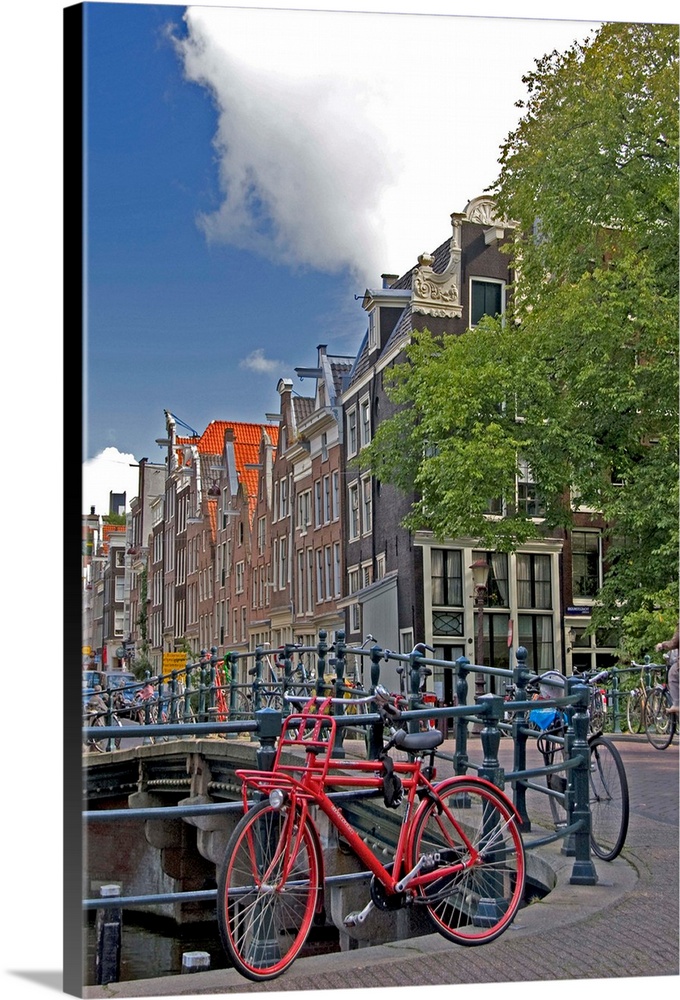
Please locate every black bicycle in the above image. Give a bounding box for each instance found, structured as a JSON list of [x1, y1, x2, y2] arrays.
[[532, 679, 629, 861]]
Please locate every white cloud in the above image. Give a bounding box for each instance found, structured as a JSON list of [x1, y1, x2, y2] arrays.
[[82, 448, 140, 516], [175, 6, 597, 286], [239, 349, 286, 375]]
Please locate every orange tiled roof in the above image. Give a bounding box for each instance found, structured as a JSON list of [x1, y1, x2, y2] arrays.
[[178, 420, 280, 520]]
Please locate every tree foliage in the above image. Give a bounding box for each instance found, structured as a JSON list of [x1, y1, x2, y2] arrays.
[[362, 22, 678, 637]]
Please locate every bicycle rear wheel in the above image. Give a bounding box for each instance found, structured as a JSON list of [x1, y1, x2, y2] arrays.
[[588, 689, 605, 734], [409, 778, 525, 945], [626, 689, 643, 734], [645, 688, 675, 750], [588, 737, 629, 861], [217, 800, 322, 981]]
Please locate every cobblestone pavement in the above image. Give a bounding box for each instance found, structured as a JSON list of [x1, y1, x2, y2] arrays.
[[84, 735, 679, 999]]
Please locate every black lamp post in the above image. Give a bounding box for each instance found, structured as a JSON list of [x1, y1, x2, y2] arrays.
[[470, 559, 490, 707]]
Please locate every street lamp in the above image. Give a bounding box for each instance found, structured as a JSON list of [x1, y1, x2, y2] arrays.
[[470, 559, 490, 707]]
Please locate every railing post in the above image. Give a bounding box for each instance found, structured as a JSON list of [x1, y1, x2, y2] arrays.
[[610, 667, 621, 734], [95, 884, 122, 985], [208, 647, 218, 722], [198, 651, 209, 722], [367, 643, 384, 760], [183, 663, 194, 724], [408, 646, 423, 736], [227, 653, 239, 738], [282, 644, 294, 716], [316, 630, 328, 698], [255, 706, 281, 775], [169, 670, 179, 724], [253, 645, 264, 713], [567, 678, 598, 885], [511, 645, 532, 831], [454, 655, 470, 776], [332, 630, 347, 758], [477, 693, 505, 790]]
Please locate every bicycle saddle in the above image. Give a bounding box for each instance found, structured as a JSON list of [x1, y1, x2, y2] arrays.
[[391, 727, 443, 752]]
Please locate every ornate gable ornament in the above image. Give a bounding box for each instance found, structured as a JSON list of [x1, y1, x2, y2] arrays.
[[411, 197, 512, 318], [411, 212, 464, 319]]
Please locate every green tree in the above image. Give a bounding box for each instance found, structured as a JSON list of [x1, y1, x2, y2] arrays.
[[361, 22, 678, 640]]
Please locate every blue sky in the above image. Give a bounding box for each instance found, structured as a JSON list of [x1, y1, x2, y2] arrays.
[[3, 0, 675, 997], [79, 1, 621, 511]]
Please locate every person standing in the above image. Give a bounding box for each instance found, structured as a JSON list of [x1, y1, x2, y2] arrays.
[[655, 622, 679, 715]]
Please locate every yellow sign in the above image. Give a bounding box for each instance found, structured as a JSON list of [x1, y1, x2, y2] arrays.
[[163, 652, 189, 670], [82, 646, 92, 656]]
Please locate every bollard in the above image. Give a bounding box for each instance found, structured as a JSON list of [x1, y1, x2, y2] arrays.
[[95, 884, 122, 986], [408, 647, 423, 736], [182, 951, 211, 974]]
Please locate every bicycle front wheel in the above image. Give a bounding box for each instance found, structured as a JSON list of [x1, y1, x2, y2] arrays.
[[409, 778, 526, 945], [217, 800, 322, 981], [588, 737, 629, 861], [645, 688, 675, 750]]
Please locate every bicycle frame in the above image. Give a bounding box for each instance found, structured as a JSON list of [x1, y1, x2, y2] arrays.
[[234, 696, 523, 900]]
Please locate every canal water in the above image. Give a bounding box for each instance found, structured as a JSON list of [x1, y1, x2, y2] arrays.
[[84, 911, 340, 985]]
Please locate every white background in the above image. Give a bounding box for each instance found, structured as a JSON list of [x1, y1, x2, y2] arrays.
[[2, 2, 675, 998]]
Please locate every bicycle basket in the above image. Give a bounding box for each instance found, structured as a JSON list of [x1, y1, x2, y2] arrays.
[[538, 671, 566, 700]]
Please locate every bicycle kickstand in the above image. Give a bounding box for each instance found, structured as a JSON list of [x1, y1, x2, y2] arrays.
[[343, 898, 375, 927]]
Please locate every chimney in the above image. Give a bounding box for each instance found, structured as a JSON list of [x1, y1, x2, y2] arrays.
[[381, 273, 398, 288]]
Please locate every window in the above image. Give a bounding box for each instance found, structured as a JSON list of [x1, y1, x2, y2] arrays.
[[361, 562, 373, 589], [314, 481, 322, 527], [323, 475, 331, 523], [332, 471, 340, 521], [431, 549, 463, 606], [324, 546, 333, 600], [347, 408, 358, 457], [516, 553, 552, 609], [321, 432, 328, 462], [298, 489, 311, 532], [235, 561, 245, 594], [361, 476, 372, 534], [348, 483, 360, 540], [306, 548, 314, 613], [316, 549, 324, 603], [360, 397, 371, 447], [470, 278, 504, 326], [376, 551, 386, 580], [333, 542, 341, 596], [368, 309, 378, 350], [471, 551, 509, 608], [279, 477, 289, 519], [257, 516, 266, 553], [517, 459, 545, 517], [518, 614, 554, 670], [115, 549, 125, 568], [348, 567, 360, 633], [571, 531, 601, 599], [279, 537, 288, 590], [115, 577, 125, 602]]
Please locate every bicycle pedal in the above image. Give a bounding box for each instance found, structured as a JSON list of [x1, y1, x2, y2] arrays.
[[343, 899, 374, 926]]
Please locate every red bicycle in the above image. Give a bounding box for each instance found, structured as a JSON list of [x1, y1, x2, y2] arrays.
[[217, 688, 526, 981]]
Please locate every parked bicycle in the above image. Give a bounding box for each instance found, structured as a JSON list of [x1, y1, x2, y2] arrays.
[[529, 673, 629, 861], [643, 656, 678, 750], [216, 685, 526, 981]]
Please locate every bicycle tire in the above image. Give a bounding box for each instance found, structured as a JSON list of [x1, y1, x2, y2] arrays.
[[409, 777, 526, 945], [645, 687, 675, 750], [217, 800, 322, 981], [588, 689, 605, 734], [626, 689, 643, 734], [588, 736, 629, 860]]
